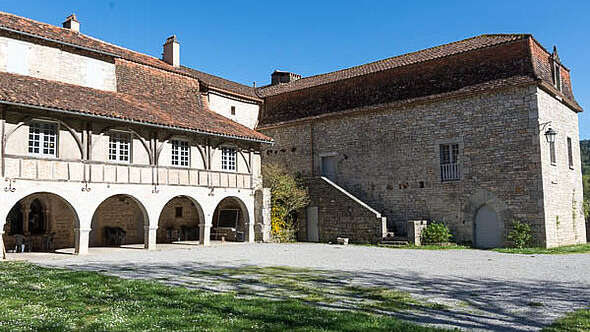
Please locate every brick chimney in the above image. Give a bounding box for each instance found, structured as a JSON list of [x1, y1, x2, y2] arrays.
[[62, 14, 80, 32], [271, 70, 301, 85], [163, 35, 180, 67]]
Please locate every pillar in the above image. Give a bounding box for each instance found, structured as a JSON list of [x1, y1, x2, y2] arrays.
[[1, 230, 5, 260], [74, 228, 90, 255], [245, 206, 255, 243], [199, 222, 211, 246], [144, 226, 157, 250]]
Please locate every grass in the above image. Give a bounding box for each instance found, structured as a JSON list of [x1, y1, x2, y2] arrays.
[[374, 243, 471, 250], [542, 308, 590, 332], [493, 243, 590, 255], [0, 262, 450, 331]]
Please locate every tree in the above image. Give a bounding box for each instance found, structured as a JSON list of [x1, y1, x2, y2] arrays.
[[262, 163, 310, 242]]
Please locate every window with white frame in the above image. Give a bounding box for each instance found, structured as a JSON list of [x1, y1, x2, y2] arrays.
[[108, 131, 131, 163], [221, 147, 237, 171], [171, 139, 190, 167], [440, 144, 460, 182], [28, 121, 58, 157]]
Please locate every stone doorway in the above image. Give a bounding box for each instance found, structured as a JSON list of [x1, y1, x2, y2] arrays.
[[474, 205, 501, 248]]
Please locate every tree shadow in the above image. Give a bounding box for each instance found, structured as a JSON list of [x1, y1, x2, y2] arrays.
[[42, 259, 590, 332]]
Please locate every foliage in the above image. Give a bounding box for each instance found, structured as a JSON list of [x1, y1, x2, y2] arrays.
[[493, 243, 590, 254], [507, 220, 532, 249], [421, 221, 453, 244], [263, 163, 310, 242], [0, 262, 448, 332], [542, 308, 590, 332], [580, 139, 590, 176]]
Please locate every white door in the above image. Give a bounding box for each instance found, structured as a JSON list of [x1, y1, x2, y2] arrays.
[[306, 206, 319, 242], [475, 205, 501, 248]]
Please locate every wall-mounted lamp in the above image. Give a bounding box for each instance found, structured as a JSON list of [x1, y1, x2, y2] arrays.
[[544, 128, 557, 143]]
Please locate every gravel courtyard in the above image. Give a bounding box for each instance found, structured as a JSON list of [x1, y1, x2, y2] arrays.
[[19, 243, 590, 331]]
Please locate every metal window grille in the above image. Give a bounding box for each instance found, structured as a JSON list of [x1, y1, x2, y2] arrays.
[[440, 144, 460, 182]]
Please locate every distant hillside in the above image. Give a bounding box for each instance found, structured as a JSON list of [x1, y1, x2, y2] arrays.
[[581, 139, 590, 176]]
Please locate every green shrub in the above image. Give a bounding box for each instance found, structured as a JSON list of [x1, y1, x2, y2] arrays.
[[263, 163, 310, 242], [507, 220, 532, 249], [421, 221, 452, 244]]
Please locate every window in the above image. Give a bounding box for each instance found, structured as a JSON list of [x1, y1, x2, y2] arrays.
[[171, 139, 190, 167], [175, 207, 183, 218], [567, 137, 573, 169], [108, 132, 131, 163], [221, 147, 237, 171], [230, 106, 236, 115], [549, 140, 556, 165], [440, 144, 460, 182], [28, 121, 58, 157], [553, 62, 562, 92]]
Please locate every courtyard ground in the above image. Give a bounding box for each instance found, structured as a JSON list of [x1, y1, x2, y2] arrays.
[[10, 243, 590, 331]]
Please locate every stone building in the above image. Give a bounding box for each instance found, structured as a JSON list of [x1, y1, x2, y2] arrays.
[[257, 34, 586, 248], [0, 12, 272, 256]]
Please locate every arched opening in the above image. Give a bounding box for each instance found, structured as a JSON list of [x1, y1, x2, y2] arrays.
[[157, 196, 204, 245], [90, 195, 148, 248], [474, 205, 502, 249], [211, 197, 249, 242], [3, 193, 78, 252]]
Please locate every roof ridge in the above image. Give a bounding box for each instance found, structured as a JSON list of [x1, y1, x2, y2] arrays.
[[258, 33, 530, 95]]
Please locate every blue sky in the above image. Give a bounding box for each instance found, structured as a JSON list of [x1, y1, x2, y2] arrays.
[[3, 1, 589, 138]]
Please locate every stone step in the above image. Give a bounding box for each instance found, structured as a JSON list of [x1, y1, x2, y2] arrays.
[[380, 240, 409, 246]]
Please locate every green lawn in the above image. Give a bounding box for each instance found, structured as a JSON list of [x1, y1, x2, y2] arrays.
[[0, 262, 448, 332], [493, 243, 590, 255], [542, 308, 590, 332]]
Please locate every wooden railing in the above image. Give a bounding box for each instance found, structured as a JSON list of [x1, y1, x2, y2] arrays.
[[440, 163, 460, 182], [3, 156, 253, 189]]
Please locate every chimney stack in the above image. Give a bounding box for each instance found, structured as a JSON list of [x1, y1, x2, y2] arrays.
[[62, 14, 80, 32], [163, 35, 180, 67], [271, 70, 301, 85]]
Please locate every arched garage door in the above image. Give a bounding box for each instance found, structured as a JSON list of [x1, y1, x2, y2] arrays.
[[474, 205, 501, 249]]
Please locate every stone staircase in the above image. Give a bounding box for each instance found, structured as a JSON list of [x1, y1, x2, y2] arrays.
[[380, 232, 409, 246]]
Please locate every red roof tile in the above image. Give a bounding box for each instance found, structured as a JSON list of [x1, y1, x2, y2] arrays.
[[0, 70, 272, 142]]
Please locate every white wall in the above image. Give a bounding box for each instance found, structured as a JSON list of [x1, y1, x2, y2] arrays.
[[0, 36, 116, 91], [207, 92, 260, 129]]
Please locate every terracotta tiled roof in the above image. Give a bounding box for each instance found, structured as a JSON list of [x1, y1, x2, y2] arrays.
[[178, 66, 260, 100], [257, 34, 530, 97], [0, 70, 272, 142], [0, 11, 256, 99], [258, 34, 581, 126]]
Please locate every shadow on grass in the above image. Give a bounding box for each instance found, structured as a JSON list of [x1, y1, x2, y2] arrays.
[[43, 259, 590, 332]]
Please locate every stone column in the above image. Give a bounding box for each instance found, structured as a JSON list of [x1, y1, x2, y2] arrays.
[[255, 188, 272, 242], [22, 205, 30, 235], [0, 230, 5, 260], [199, 222, 211, 246], [74, 228, 91, 255], [144, 226, 157, 250], [245, 207, 255, 243]]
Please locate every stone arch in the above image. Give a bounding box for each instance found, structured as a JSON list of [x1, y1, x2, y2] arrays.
[[156, 195, 205, 244], [90, 194, 149, 247], [2, 192, 80, 252], [464, 187, 511, 248], [211, 196, 250, 242]]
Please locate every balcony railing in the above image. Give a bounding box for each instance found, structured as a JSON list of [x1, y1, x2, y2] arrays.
[[440, 163, 460, 182], [3, 155, 253, 189]]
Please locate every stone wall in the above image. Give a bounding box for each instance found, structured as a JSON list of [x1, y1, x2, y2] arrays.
[[90, 195, 145, 246], [536, 88, 586, 247], [261, 85, 557, 247], [302, 177, 386, 243], [156, 197, 201, 243]]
